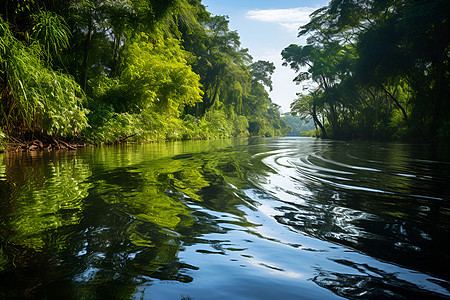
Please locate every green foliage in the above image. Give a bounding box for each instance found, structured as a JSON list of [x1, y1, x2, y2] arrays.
[[282, 114, 315, 136], [31, 11, 71, 59], [121, 37, 203, 115], [300, 129, 318, 137], [250, 60, 275, 91], [0, 17, 88, 137], [4, 154, 92, 251], [283, 0, 450, 141], [87, 36, 206, 143], [234, 115, 250, 137], [199, 108, 234, 139], [0, 0, 289, 144], [88, 112, 144, 144]]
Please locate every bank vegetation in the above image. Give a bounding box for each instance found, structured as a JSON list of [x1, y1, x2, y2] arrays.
[[0, 0, 291, 152]]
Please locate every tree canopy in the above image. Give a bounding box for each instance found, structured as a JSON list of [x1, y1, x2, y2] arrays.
[[0, 0, 290, 146], [283, 0, 450, 141]]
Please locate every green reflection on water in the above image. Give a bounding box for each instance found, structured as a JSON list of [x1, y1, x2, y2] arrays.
[[1, 139, 449, 299], [3, 152, 92, 251], [0, 139, 254, 298]]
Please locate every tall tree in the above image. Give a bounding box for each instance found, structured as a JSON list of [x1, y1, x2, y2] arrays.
[[283, 0, 450, 140]]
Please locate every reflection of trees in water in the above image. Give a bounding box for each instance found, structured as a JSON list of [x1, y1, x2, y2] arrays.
[[1, 139, 449, 298], [0, 141, 256, 298], [3, 151, 92, 251], [75, 145, 256, 297], [0, 151, 93, 298], [273, 141, 450, 288], [275, 180, 450, 283]]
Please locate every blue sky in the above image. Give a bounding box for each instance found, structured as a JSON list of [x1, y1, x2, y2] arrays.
[[202, 0, 330, 112]]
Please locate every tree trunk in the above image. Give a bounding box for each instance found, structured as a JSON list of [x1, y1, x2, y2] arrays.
[[313, 100, 327, 138], [320, 75, 338, 133], [81, 22, 93, 91], [111, 33, 121, 77], [381, 84, 409, 125]]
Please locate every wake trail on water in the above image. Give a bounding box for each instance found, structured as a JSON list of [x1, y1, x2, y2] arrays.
[[243, 140, 450, 298]]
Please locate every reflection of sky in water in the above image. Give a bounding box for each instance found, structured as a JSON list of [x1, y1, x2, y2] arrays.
[[0, 138, 449, 299]]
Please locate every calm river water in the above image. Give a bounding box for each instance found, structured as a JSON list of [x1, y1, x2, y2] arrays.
[[0, 137, 449, 299]]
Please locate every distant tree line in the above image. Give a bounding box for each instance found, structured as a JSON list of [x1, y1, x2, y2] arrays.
[[281, 113, 315, 136], [0, 0, 290, 146], [283, 0, 450, 141]]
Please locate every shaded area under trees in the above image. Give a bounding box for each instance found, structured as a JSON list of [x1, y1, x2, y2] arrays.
[[282, 0, 450, 141]]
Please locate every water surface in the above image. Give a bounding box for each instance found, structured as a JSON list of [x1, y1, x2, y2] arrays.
[[0, 138, 449, 299]]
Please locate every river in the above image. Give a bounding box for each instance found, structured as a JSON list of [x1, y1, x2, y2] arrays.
[[0, 137, 449, 299]]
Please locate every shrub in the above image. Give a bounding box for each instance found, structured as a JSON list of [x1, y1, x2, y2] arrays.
[[0, 17, 88, 138]]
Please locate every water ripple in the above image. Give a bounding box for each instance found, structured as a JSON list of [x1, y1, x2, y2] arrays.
[[249, 139, 450, 291]]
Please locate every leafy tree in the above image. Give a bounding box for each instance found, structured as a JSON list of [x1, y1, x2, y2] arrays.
[[121, 37, 203, 115], [283, 0, 450, 140], [249, 60, 275, 91], [0, 0, 290, 143], [282, 43, 345, 135]]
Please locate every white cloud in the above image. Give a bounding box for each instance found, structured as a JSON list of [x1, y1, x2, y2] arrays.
[[279, 22, 304, 32], [245, 7, 315, 31], [244, 7, 318, 111]]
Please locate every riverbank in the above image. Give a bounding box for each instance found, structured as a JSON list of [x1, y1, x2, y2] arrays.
[[0, 130, 262, 154], [3, 137, 89, 153]]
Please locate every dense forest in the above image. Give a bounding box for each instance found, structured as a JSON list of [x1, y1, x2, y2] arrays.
[[281, 113, 315, 136], [0, 0, 291, 148], [283, 0, 450, 141]]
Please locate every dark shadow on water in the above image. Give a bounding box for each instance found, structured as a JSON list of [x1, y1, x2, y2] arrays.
[[0, 140, 257, 298], [0, 139, 449, 299]]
